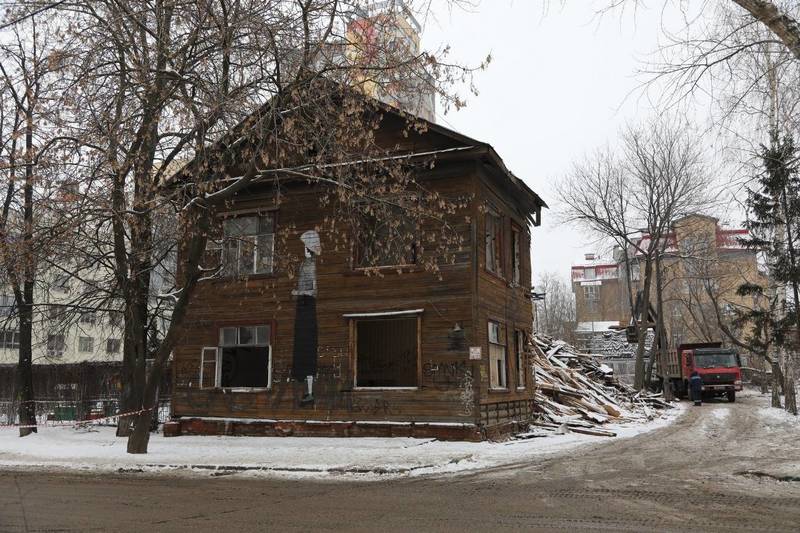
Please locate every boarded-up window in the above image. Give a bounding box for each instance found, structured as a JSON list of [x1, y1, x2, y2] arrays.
[[485, 208, 503, 276], [356, 317, 418, 387], [488, 321, 507, 389], [515, 330, 526, 388], [216, 325, 271, 388]]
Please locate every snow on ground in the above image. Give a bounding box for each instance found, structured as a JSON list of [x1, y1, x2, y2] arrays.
[[0, 407, 685, 480]]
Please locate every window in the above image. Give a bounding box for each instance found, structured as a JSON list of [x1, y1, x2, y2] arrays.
[[354, 204, 418, 268], [585, 267, 596, 280], [0, 294, 14, 316], [79, 312, 96, 325], [217, 325, 271, 388], [488, 321, 507, 389], [78, 336, 94, 353], [511, 226, 521, 285], [216, 214, 275, 277], [0, 330, 19, 350], [108, 311, 123, 328], [515, 330, 526, 389], [583, 284, 600, 312], [47, 334, 66, 358], [106, 338, 121, 354], [355, 316, 418, 388], [485, 208, 503, 276], [52, 274, 71, 292], [48, 304, 65, 321]]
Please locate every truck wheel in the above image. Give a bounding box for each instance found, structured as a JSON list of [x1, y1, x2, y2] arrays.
[[727, 390, 736, 403]]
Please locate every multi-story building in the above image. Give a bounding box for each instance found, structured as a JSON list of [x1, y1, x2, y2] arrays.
[[571, 214, 764, 362], [635, 214, 766, 350], [571, 252, 629, 337]]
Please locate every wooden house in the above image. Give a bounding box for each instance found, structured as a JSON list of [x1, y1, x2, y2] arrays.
[[169, 101, 546, 441]]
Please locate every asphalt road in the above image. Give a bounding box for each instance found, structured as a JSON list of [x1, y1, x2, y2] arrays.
[[2, 393, 799, 532]]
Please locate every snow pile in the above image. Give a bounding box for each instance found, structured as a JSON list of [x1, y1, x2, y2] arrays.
[[0, 408, 683, 479]]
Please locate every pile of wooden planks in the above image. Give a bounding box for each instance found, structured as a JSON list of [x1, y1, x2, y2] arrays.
[[520, 334, 673, 439]]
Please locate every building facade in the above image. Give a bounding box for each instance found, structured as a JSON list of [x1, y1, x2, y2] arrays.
[[169, 103, 545, 441]]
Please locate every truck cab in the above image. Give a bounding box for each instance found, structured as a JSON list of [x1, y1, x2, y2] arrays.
[[677, 343, 742, 402]]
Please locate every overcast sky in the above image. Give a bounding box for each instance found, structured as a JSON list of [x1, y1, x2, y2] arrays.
[[420, 1, 717, 284]]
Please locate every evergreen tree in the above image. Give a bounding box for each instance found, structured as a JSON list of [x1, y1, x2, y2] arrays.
[[738, 132, 800, 414]]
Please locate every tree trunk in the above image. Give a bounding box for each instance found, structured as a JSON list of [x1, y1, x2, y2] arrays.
[[732, 0, 800, 61], [16, 285, 35, 437], [16, 107, 36, 437], [634, 255, 654, 390], [772, 360, 783, 408]]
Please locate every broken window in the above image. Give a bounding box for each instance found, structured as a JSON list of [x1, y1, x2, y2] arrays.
[[355, 316, 418, 388], [485, 207, 503, 276], [353, 203, 418, 268], [515, 330, 527, 388], [210, 214, 275, 278], [47, 333, 66, 358], [0, 330, 19, 350], [216, 325, 271, 388], [78, 336, 94, 353], [488, 321, 507, 389], [511, 226, 521, 285]]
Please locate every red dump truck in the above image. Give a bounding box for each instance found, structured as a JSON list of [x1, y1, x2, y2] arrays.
[[660, 342, 743, 402]]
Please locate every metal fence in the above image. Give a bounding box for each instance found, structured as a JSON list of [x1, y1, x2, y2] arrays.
[[0, 397, 171, 428]]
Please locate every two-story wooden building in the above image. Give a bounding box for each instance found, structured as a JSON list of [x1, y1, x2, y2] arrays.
[[169, 100, 545, 441]]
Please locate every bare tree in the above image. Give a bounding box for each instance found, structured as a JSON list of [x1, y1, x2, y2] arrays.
[[0, 12, 74, 435], [5, 0, 480, 453], [559, 116, 712, 389], [534, 271, 576, 344]]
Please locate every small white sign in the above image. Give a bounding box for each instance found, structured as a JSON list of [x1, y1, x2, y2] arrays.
[[469, 346, 482, 360]]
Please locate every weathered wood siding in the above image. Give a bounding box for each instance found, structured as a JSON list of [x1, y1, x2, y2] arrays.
[[173, 166, 483, 425], [472, 165, 536, 429], [172, 154, 536, 434]]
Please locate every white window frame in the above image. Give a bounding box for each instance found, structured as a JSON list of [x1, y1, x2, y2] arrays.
[[214, 325, 272, 391], [78, 336, 94, 353], [0, 330, 19, 350], [220, 214, 275, 277]]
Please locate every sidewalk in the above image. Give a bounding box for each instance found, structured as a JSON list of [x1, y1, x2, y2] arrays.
[[0, 407, 683, 480]]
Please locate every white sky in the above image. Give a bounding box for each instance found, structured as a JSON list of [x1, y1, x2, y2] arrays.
[[420, 1, 718, 285]]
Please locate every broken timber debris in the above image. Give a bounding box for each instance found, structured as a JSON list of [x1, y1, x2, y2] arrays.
[[519, 334, 673, 439]]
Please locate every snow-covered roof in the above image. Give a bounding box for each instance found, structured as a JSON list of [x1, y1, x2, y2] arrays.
[[575, 321, 620, 334]]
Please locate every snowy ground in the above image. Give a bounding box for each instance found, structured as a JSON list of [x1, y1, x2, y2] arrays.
[[0, 406, 685, 480]]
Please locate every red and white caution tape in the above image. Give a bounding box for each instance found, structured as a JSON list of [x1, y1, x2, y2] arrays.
[[1, 406, 155, 429]]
